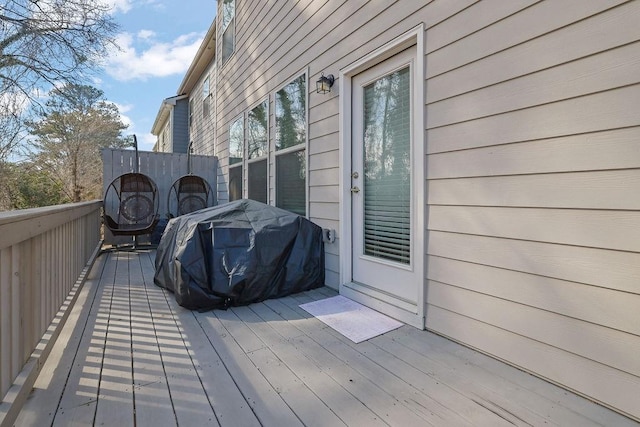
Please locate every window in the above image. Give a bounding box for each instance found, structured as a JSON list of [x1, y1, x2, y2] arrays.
[[161, 127, 168, 152], [275, 74, 306, 216], [227, 74, 307, 214], [221, 0, 235, 65], [189, 98, 194, 127], [229, 117, 243, 201], [362, 66, 411, 264], [246, 100, 268, 203], [202, 77, 210, 118]]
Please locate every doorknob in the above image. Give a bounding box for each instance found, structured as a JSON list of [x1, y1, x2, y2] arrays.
[[350, 186, 360, 193]]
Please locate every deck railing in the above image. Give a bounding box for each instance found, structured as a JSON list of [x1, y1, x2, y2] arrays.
[[0, 201, 102, 422]]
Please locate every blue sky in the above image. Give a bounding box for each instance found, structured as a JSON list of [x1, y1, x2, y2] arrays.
[[98, 0, 217, 151]]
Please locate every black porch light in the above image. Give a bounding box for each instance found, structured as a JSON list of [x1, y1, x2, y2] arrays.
[[316, 73, 335, 94]]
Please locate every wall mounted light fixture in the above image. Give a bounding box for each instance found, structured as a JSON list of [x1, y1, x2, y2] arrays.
[[316, 73, 335, 94]]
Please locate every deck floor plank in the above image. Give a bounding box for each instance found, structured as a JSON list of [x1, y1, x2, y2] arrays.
[[13, 252, 107, 427], [300, 288, 535, 426], [231, 305, 360, 427], [193, 309, 305, 427], [263, 296, 442, 427], [137, 251, 258, 427], [309, 287, 634, 427], [128, 251, 177, 427], [243, 303, 389, 427], [273, 292, 507, 427], [398, 325, 640, 427], [50, 251, 119, 426], [93, 251, 135, 426], [136, 256, 218, 426], [13, 250, 638, 427], [278, 293, 498, 426]]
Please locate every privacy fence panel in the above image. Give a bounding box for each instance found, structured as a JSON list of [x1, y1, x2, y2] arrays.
[[101, 149, 218, 245]]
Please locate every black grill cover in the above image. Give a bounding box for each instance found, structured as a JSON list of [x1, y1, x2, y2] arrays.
[[154, 199, 325, 310]]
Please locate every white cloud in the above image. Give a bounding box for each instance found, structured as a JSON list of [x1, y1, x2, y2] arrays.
[[138, 133, 157, 151], [111, 102, 134, 129], [106, 103, 155, 151], [137, 29, 156, 40], [105, 32, 204, 81], [107, 0, 132, 14], [104, 0, 163, 15]]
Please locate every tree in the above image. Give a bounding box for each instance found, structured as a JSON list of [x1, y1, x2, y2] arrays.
[[0, 0, 117, 101], [0, 93, 27, 160], [27, 83, 131, 202], [0, 0, 118, 161], [0, 161, 67, 210]]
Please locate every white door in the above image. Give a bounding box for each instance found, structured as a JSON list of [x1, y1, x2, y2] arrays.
[[350, 48, 419, 305]]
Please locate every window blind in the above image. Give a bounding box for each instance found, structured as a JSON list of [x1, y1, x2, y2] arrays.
[[362, 66, 410, 264]]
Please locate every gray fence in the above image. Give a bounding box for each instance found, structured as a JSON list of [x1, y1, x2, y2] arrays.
[[101, 148, 218, 245]]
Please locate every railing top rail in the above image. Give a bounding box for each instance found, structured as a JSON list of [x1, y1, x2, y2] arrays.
[[0, 200, 103, 250]]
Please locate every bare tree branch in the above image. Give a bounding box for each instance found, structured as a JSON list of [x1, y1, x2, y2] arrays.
[[0, 0, 118, 162]]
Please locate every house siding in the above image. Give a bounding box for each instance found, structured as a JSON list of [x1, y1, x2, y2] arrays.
[[189, 62, 217, 156], [159, 120, 171, 152], [424, 0, 640, 420], [213, 0, 640, 420], [171, 99, 190, 153]]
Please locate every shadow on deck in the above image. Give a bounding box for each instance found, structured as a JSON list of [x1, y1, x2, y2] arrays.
[[14, 250, 635, 426]]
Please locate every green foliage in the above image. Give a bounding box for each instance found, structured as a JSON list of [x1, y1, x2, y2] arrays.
[[26, 83, 130, 202], [0, 161, 67, 210]]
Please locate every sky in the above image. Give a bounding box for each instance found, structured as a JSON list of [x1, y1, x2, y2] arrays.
[[98, 0, 217, 151]]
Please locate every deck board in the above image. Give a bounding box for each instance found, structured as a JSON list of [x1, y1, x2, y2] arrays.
[[52, 251, 116, 426], [129, 251, 177, 426], [194, 309, 303, 426], [262, 295, 466, 426], [14, 249, 638, 427], [136, 251, 260, 427], [94, 251, 135, 426]]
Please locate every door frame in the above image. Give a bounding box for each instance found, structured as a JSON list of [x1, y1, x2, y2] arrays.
[[339, 24, 425, 329]]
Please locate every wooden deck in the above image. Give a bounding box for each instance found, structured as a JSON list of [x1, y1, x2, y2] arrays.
[[14, 249, 636, 426]]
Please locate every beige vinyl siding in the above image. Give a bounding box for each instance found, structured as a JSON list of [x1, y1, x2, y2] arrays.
[[424, 0, 640, 421], [190, 62, 217, 156], [215, 0, 475, 285], [215, 0, 640, 420], [427, 2, 637, 104], [160, 122, 171, 153]]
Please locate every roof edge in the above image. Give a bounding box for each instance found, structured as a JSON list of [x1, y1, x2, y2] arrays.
[[178, 19, 217, 95], [150, 94, 189, 135]]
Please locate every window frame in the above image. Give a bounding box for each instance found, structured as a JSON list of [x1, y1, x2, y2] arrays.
[[202, 76, 210, 118], [272, 71, 309, 217], [189, 98, 194, 128], [246, 97, 269, 204], [228, 114, 244, 201], [220, 0, 236, 66], [226, 70, 308, 215]]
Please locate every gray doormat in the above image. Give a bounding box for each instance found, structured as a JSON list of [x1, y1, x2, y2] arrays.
[[299, 295, 403, 343]]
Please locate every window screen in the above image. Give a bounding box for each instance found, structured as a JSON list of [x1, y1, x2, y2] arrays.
[[276, 150, 306, 216], [248, 159, 267, 204]]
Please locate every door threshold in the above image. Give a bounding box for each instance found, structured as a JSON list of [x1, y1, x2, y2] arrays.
[[341, 282, 424, 329]]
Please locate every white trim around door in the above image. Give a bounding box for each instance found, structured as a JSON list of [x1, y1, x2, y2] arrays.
[[339, 24, 425, 329]]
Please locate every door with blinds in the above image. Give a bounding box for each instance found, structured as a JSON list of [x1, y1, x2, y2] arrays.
[[350, 48, 418, 305]]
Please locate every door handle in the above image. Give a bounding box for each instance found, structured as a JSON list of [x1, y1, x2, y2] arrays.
[[350, 186, 360, 194]]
